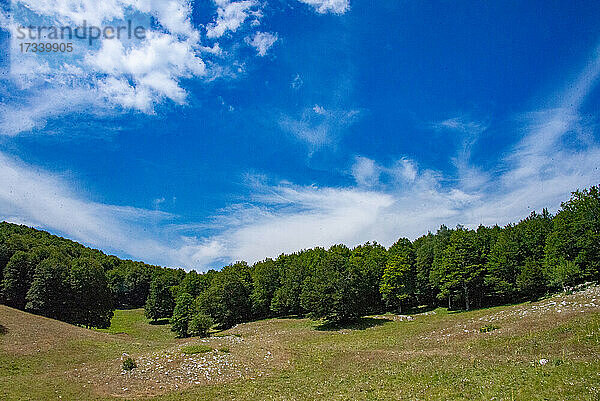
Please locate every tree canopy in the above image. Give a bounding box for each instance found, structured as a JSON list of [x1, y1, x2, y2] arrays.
[[2, 185, 599, 330]]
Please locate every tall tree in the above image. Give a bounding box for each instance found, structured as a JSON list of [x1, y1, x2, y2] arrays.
[[197, 262, 253, 328], [413, 234, 435, 305], [2, 251, 32, 309], [250, 258, 279, 318], [145, 274, 176, 322], [300, 244, 362, 321], [439, 229, 484, 310], [171, 292, 195, 338], [69, 257, 114, 328], [429, 225, 454, 301], [176, 270, 212, 299], [380, 238, 415, 313], [271, 249, 324, 316], [350, 242, 387, 314], [545, 186, 600, 283], [25, 254, 71, 320]]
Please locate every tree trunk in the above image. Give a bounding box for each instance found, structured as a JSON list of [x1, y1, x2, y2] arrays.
[[464, 283, 470, 311], [448, 295, 451, 310]]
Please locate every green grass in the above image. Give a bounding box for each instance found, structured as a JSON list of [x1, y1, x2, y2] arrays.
[[95, 308, 175, 344], [181, 344, 213, 355], [2, 296, 600, 400]]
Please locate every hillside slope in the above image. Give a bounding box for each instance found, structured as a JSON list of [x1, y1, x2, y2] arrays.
[[0, 305, 110, 355], [1, 286, 600, 400]]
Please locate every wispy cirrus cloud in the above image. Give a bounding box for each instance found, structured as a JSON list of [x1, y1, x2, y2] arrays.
[[432, 116, 491, 191], [279, 104, 361, 149], [297, 0, 350, 15], [176, 42, 600, 267], [3, 42, 599, 270], [0, 150, 237, 269]]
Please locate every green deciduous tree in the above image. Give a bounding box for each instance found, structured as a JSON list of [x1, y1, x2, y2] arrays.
[[25, 254, 71, 320], [170, 292, 195, 337], [145, 275, 176, 322], [250, 258, 279, 318], [188, 312, 213, 337], [380, 238, 415, 313], [2, 251, 32, 309], [414, 234, 435, 305], [350, 242, 387, 314], [438, 229, 485, 311], [271, 249, 324, 316], [197, 263, 253, 328], [300, 245, 362, 321], [545, 186, 600, 283], [69, 257, 114, 328]]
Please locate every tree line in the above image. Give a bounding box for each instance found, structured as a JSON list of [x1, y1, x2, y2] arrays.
[[1, 186, 599, 333]]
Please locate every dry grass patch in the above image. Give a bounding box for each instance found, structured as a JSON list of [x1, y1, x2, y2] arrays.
[[0, 305, 109, 355]]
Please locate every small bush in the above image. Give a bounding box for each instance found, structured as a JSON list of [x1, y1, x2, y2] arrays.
[[189, 312, 214, 338], [480, 324, 500, 333], [218, 347, 230, 353], [122, 357, 137, 371], [181, 344, 212, 355]]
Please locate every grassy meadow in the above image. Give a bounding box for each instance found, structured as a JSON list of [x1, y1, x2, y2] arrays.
[[1, 287, 600, 400]]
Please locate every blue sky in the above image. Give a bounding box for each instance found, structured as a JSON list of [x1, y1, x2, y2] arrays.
[[0, 0, 599, 270]]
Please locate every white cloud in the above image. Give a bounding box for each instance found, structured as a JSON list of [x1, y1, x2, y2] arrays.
[[246, 31, 278, 56], [85, 31, 206, 109], [434, 117, 487, 135], [0, 86, 103, 136], [431, 116, 491, 191], [280, 105, 361, 148], [206, 0, 258, 39], [0, 151, 236, 269], [0, 0, 262, 134], [392, 158, 418, 183], [180, 43, 600, 266], [351, 156, 380, 187], [297, 0, 350, 15], [0, 0, 349, 135]]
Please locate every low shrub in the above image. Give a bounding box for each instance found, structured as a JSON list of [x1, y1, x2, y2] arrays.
[[122, 357, 137, 371]]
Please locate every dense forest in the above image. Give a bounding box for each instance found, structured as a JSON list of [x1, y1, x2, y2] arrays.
[[1, 186, 599, 336]]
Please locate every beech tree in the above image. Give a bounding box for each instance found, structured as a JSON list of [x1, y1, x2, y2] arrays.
[[197, 263, 253, 328], [171, 292, 195, 337], [439, 229, 485, 311], [300, 245, 361, 321], [145, 275, 175, 322], [250, 258, 279, 318], [25, 254, 70, 319], [350, 242, 387, 314], [545, 186, 600, 283], [380, 238, 415, 313], [69, 257, 114, 328], [2, 251, 32, 310]]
